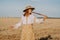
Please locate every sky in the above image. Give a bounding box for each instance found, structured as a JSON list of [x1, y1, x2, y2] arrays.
[[0, 0, 60, 17]]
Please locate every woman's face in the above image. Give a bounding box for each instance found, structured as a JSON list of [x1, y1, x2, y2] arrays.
[[28, 9, 32, 13]]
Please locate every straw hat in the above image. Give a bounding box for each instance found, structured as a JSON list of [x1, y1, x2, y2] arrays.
[[23, 5, 35, 12]]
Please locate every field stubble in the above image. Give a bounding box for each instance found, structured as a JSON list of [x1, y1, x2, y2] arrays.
[[0, 18, 60, 40]]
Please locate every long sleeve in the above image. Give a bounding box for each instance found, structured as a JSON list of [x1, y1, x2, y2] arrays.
[[36, 18, 44, 23], [34, 17, 44, 24], [14, 18, 22, 29]]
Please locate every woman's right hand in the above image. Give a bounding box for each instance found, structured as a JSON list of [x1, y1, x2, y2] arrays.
[[10, 25, 18, 30], [10, 25, 15, 29]]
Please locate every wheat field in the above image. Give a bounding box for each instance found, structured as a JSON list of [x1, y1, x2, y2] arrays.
[[0, 17, 60, 40]]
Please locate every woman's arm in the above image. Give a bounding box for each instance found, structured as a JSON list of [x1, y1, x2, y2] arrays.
[[40, 14, 48, 21], [11, 18, 22, 29], [13, 21, 22, 29], [32, 12, 48, 21], [34, 14, 47, 23]]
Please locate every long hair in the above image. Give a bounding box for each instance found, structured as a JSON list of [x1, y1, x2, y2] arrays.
[[23, 10, 32, 16]]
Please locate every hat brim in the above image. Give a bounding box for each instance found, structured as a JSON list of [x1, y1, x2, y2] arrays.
[[23, 8, 35, 12]]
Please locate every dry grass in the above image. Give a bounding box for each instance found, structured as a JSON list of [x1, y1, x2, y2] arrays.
[[0, 17, 60, 40]]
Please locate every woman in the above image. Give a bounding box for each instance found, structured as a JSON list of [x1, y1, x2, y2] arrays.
[[11, 5, 47, 40]]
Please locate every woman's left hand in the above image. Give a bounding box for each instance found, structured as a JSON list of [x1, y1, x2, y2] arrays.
[[43, 15, 48, 21], [45, 16, 48, 19]]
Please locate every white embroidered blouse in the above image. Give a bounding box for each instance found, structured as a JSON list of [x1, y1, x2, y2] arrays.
[[14, 14, 44, 29]]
